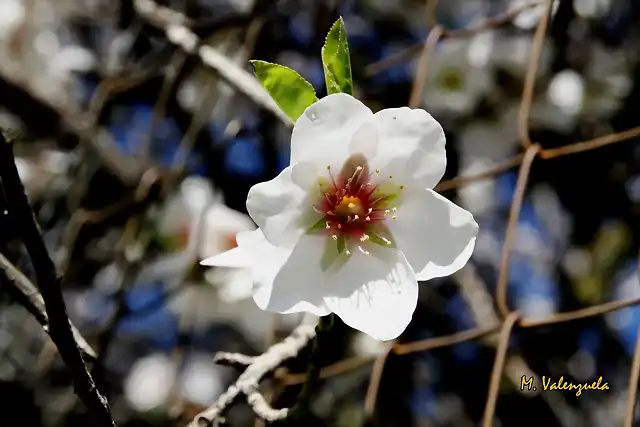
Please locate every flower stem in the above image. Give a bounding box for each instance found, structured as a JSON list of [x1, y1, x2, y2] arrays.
[[289, 314, 334, 421]]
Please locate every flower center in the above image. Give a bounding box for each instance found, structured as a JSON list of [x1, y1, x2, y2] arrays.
[[225, 233, 238, 250], [307, 154, 404, 262], [439, 66, 464, 92]]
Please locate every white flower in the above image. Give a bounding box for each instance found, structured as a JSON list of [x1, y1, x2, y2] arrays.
[[511, 0, 560, 30], [125, 353, 177, 412], [154, 176, 257, 303], [421, 38, 492, 118], [203, 93, 478, 341]]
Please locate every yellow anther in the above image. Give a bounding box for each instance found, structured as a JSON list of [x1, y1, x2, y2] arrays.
[[360, 234, 370, 242], [348, 202, 356, 208], [392, 215, 397, 220]]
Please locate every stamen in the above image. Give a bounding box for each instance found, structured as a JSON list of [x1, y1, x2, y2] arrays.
[[325, 221, 331, 229], [360, 234, 370, 242], [380, 236, 393, 245], [365, 216, 371, 221], [392, 215, 397, 220], [358, 246, 370, 255], [332, 234, 338, 240]]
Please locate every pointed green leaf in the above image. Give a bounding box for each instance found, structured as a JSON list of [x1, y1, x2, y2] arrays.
[[250, 60, 319, 122], [321, 17, 353, 95]]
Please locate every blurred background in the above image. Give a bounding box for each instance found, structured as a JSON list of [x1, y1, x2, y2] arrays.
[[0, 0, 639, 426]]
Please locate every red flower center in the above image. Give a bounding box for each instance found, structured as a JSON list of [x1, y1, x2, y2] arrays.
[[308, 154, 404, 256]]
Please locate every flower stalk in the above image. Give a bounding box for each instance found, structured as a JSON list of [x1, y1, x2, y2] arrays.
[[289, 314, 335, 421]]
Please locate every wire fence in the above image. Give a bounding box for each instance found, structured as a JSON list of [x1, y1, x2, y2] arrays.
[[1, 0, 640, 426]]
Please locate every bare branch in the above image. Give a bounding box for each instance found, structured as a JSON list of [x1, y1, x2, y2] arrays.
[[133, 0, 294, 128], [0, 135, 116, 427], [189, 323, 317, 426], [0, 252, 97, 361]]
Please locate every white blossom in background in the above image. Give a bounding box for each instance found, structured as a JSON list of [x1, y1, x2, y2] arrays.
[[421, 38, 491, 118], [125, 353, 177, 412], [573, 0, 611, 19], [12, 149, 73, 201], [350, 331, 387, 357], [511, 0, 560, 30], [582, 44, 633, 120], [491, 34, 555, 81], [146, 176, 280, 343], [456, 103, 520, 215], [175, 353, 228, 406], [204, 94, 478, 341], [529, 69, 585, 133]]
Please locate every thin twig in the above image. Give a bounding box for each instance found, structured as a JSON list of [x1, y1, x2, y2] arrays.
[[0, 252, 97, 360], [133, 0, 293, 127]]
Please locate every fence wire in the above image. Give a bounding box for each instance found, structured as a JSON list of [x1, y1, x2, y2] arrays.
[[1, 0, 640, 426]]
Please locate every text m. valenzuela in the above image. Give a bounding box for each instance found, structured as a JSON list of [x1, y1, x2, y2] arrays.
[[520, 375, 609, 396]]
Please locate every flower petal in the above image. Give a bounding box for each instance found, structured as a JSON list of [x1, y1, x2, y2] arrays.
[[246, 164, 319, 248], [253, 234, 331, 316], [323, 250, 418, 341], [387, 188, 478, 281], [369, 107, 446, 189], [201, 203, 256, 258], [268, 235, 418, 339], [290, 93, 374, 168], [215, 268, 255, 303]]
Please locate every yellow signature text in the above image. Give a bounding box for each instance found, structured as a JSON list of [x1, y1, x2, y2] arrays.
[[520, 375, 609, 396]]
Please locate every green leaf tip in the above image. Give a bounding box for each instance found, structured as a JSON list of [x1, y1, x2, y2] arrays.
[[249, 59, 319, 122], [321, 17, 353, 95]]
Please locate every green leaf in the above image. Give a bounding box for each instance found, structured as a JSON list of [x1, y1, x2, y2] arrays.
[[249, 60, 318, 122], [321, 17, 353, 95]]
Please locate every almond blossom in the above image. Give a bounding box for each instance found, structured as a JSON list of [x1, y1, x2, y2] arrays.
[[203, 93, 478, 341]]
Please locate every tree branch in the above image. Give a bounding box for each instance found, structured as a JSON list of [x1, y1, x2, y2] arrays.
[[0, 252, 97, 360], [188, 323, 317, 426], [133, 0, 294, 128], [0, 134, 116, 427]]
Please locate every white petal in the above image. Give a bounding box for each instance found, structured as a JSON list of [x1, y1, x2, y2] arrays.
[[290, 93, 374, 168], [265, 235, 418, 339], [246, 164, 319, 248], [369, 107, 446, 189], [201, 246, 250, 268], [324, 250, 418, 341], [253, 234, 330, 316], [216, 268, 255, 303], [388, 188, 478, 280], [200, 203, 255, 258]]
